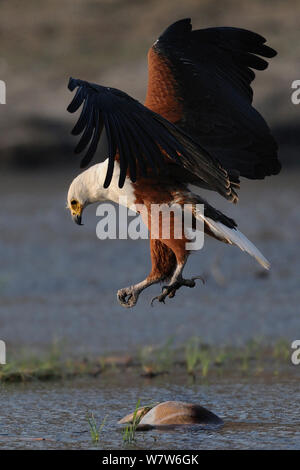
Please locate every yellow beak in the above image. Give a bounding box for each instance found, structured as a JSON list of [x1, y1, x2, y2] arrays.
[[71, 204, 84, 225]]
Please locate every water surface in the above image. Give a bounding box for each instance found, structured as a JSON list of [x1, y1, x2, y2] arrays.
[[0, 375, 299, 450]]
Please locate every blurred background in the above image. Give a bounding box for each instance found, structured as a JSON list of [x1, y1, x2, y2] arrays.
[[0, 0, 299, 356]]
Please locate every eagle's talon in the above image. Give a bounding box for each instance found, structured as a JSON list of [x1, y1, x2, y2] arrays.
[[168, 290, 176, 298], [151, 286, 176, 305], [150, 294, 166, 306], [151, 276, 204, 305], [117, 287, 138, 308], [192, 275, 205, 285]]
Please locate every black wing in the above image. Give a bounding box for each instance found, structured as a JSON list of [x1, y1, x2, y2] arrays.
[[67, 77, 238, 201], [146, 18, 281, 179]]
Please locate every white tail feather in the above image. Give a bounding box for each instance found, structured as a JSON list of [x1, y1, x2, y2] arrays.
[[194, 210, 270, 270]]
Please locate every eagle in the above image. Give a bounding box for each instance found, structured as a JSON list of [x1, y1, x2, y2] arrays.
[[66, 18, 281, 308]]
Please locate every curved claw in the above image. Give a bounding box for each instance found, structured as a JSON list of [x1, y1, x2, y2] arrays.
[[151, 285, 177, 306], [150, 294, 166, 307], [192, 275, 205, 285]]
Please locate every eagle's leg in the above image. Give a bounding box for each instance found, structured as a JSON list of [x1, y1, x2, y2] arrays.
[[151, 262, 204, 305], [151, 239, 204, 305], [117, 239, 177, 308]]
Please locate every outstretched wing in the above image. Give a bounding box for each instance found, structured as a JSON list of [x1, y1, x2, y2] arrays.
[[145, 18, 281, 179], [67, 77, 238, 201]]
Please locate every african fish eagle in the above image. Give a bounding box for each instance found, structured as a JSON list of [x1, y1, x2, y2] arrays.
[[66, 18, 281, 308]]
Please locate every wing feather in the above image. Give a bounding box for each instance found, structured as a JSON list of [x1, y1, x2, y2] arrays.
[[79, 108, 102, 168], [145, 19, 281, 180], [67, 77, 238, 201]]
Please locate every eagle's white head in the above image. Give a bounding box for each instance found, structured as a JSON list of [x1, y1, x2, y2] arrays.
[[67, 160, 135, 225], [67, 162, 108, 225]]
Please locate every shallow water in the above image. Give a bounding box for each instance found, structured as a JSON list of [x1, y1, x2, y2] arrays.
[[0, 375, 299, 450]]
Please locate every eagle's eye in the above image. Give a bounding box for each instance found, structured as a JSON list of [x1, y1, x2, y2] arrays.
[[71, 199, 77, 207]]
